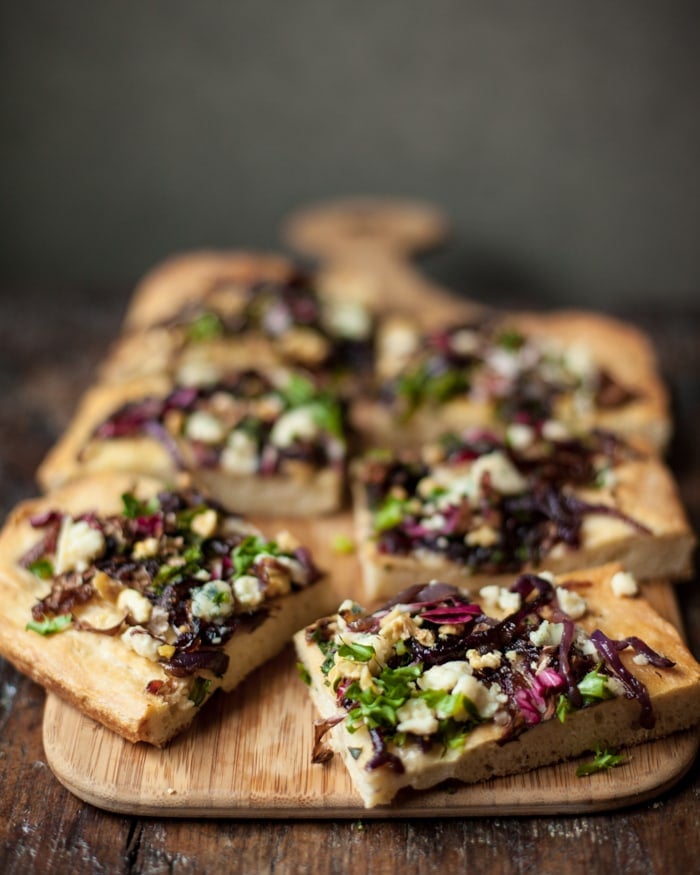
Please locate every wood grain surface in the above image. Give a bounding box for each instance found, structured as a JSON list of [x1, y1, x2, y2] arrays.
[[1, 199, 700, 873]]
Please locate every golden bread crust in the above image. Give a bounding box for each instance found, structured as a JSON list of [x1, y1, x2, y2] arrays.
[[294, 563, 700, 807]]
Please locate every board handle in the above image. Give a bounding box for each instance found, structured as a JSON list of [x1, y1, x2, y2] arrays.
[[282, 197, 449, 260]]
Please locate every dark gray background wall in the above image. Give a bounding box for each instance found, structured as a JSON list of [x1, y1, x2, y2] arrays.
[[2, 1, 699, 309]]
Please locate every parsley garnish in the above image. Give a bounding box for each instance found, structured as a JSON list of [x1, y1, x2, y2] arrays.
[[576, 747, 627, 777], [332, 534, 355, 555], [337, 641, 376, 663], [28, 558, 54, 580], [231, 536, 278, 576], [577, 665, 615, 705], [373, 495, 409, 532], [187, 311, 224, 342], [296, 662, 312, 686], [121, 493, 159, 520], [345, 664, 422, 732], [497, 329, 525, 352], [26, 615, 72, 636], [188, 677, 211, 707]]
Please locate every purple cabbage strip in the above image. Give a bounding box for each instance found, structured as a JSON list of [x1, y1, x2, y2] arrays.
[[591, 629, 655, 729], [610, 636, 675, 668]]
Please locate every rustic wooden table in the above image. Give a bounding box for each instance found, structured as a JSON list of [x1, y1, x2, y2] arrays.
[[1, 284, 698, 874]]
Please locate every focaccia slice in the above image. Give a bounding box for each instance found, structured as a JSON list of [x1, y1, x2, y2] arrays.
[[352, 429, 694, 601], [103, 251, 374, 388], [294, 565, 700, 808], [352, 311, 670, 452], [37, 370, 347, 517], [0, 473, 332, 745]]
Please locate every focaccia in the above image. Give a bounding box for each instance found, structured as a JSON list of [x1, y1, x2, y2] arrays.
[[352, 429, 694, 601], [103, 252, 374, 388], [37, 370, 347, 517], [294, 565, 700, 808], [0, 473, 332, 745], [352, 311, 670, 452]]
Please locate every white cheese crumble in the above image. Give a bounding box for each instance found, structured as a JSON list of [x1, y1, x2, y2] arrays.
[[506, 423, 535, 451], [395, 697, 439, 736], [191, 580, 235, 621], [54, 518, 106, 575], [610, 570, 639, 598], [220, 429, 259, 475], [322, 297, 372, 340], [541, 419, 571, 442], [269, 406, 319, 448], [529, 620, 564, 648], [470, 451, 528, 496], [418, 661, 473, 692], [121, 626, 161, 662], [117, 588, 153, 624], [232, 574, 264, 608], [185, 411, 225, 444], [190, 508, 218, 539], [556, 586, 588, 620], [478, 585, 522, 614]]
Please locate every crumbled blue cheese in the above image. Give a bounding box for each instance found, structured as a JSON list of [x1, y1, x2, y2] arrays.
[[54, 517, 106, 574], [452, 674, 507, 720], [269, 406, 320, 448], [121, 626, 161, 662], [232, 574, 264, 608], [395, 697, 439, 736], [610, 570, 639, 598], [556, 586, 587, 620], [117, 588, 153, 624], [191, 580, 235, 621], [529, 619, 564, 648], [185, 410, 226, 444], [450, 328, 480, 356]]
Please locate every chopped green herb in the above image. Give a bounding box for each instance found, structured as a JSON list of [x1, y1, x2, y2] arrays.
[[308, 398, 344, 439], [28, 558, 54, 580], [232, 535, 278, 576], [576, 747, 627, 777], [345, 663, 422, 732], [373, 495, 409, 532], [337, 641, 376, 663], [332, 534, 355, 555], [577, 665, 615, 705], [187, 311, 224, 342], [281, 373, 317, 407], [348, 747, 363, 760], [188, 677, 211, 707], [497, 329, 525, 352], [26, 614, 72, 636], [296, 662, 312, 686], [556, 694, 574, 723], [121, 493, 159, 520]]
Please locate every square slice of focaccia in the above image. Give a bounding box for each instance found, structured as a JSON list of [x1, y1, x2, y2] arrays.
[[352, 310, 671, 453], [352, 429, 695, 601], [294, 565, 700, 808], [0, 473, 332, 745], [37, 369, 347, 517], [103, 250, 374, 388]]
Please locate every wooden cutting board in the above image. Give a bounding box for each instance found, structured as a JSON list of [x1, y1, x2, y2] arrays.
[[42, 512, 698, 818], [41, 199, 699, 815]]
